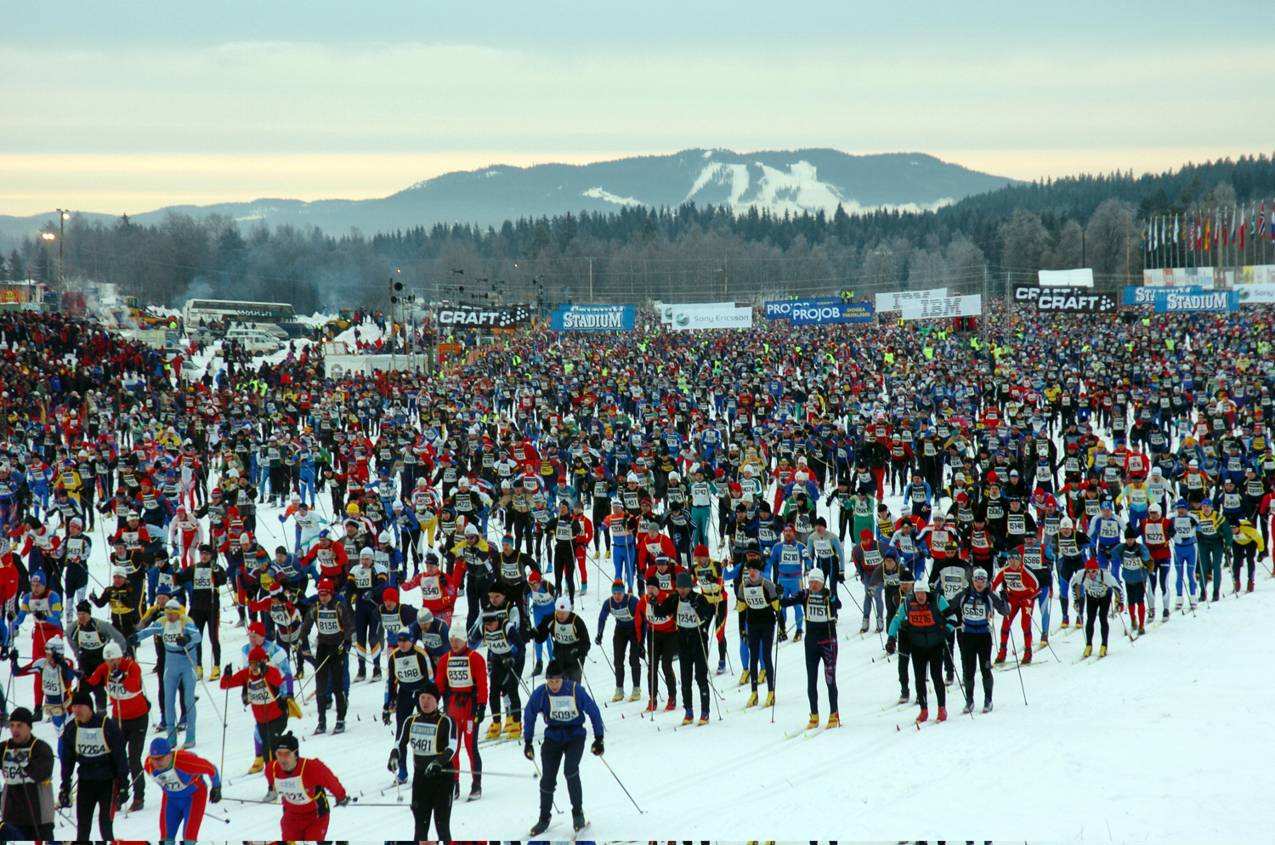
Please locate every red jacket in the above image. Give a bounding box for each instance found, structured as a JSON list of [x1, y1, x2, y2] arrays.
[[265, 757, 347, 815], [635, 532, 677, 571], [87, 657, 150, 722], [219, 665, 286, 724], [990, 565, 1040, 602], [434, 648, 488, 705]]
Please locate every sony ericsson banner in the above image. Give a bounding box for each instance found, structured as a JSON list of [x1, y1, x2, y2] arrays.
[[550, 304, 636, 332], [435, 303, 531, 328], [1152, 287, 1239, 313], [1014, 285, 1117, 312], [764, 297, 874, 324]]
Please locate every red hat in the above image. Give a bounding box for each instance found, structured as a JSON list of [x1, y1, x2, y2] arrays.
[[247, 621, 267, 638], [986, 471, 998, 484], [1084, 558, 1099, 571], [317, 578, 335, 593], [382, 586, 399, 604], [955, 492, 969, 503], [693, 544, 709, 558], [859, 529, 874, 542], [528, 570, 542, 584], [248, 646, 268, 663]]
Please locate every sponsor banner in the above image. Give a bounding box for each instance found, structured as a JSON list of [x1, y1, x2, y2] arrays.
[[1153, 288, 1239, 313], [874, 287, 948, 313], [900, 293, 982, 321], [1015, 285, 1117, 312], [436, 303, 531, 329], [1236, 264, 1275, 285], [790, 298, 874, 326], [1235, 282, 1275, 304], [765, 297, 874, 324], [550, 304, 636, 332], [1142, 267, 1215, 288], [666, 302, 752, 330], [1038, 268, 1094, 288]]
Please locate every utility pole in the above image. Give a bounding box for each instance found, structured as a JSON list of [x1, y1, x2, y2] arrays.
[[55, 208, 68, 291], [587, 256, 594, 301]]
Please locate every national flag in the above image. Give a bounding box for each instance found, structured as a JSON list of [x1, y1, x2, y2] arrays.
[[1222, 208, 1229, 247], [1260, 201, 1269, 238], [1205, 215, 1212, 252], [1239, 204, 1247, 251], [1173, 213, 1179, 244]]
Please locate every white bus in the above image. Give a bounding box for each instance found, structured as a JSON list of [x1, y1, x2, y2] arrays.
[[182, 298, 295, 327]]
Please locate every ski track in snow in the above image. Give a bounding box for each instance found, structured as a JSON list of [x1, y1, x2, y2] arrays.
[[19, 464, 1273, 839]]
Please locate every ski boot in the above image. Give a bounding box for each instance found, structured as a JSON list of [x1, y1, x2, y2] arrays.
[[332, 719, 345, 734], [627, 690, 641, 702], [936, 707, 947, 723], [697, 712, 710, 726], [682, 712, 694, 726], [468, 777, 482, 801], [247, 756, 265, 774], [485, 720, 502, 740], [154, 723, 168, 734], [611, 688, 624, 703], [777, 627, 788, 643], [1098, 645, 1107, 658], [944, 667, 954, 685], [354, 663, 367, 682], [994, 647, 1007, 664], [757, 669, 766, 684], [371, 665, 382, 681], [1082, 644, 1093, 658], [916, 707, 929, 723], [875, 619, 884, 634], [129, 795, 145, 812], [1137, 623, 1145, 635], [961, 702, 974, 715], [897, 692, 909, 705], [738, 670, 750, 686], [1234, 577, 1241, 594], [745, 691, 759, 708], [643, 699, 658, 713], [859, 618, 870, 634], [502, 716, 521, 739], [1021, 648, 1032, 665], [663, 699, 677, 712], [982, 701, 994, 714], [263, 788, 277, 802], [1162, 607, 1169, 620], [580, 582, 588, 595], [195, 665, 204, 680], [715, 658, 727, 675], [793, 630, 803, 642], [826, 712, 840, 728], [209, 665, 221, 681], [806, 713, 820, 729], [1248, 579, 1255, 593], [764, 691, 775, 707], [1040, 634, 1049, 647], [1059, 619, 1070, 629], [529, 816, 551, 837], [572, 810, 588, 834], [314, 716, 327, 735]]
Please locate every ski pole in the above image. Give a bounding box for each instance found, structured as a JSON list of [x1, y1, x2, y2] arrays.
[[1115, 600, 1135, 647], [694, 621, 725, 718], [769, 623, 779, 724], [1006, 626, 1029, 706], [218, 681, 230, 777], [1029, 612, 1063, 663], [942, 636, 973, 720], [597, 753, 644, 815], [442, 767, 534, 779]]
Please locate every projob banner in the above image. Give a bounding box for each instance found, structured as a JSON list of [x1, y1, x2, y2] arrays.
[[899, 294, 982, 321], [874, 287, 948, 313], [1038, 268, 1094, 287], [435, 303, 531, 328], [550, 304, 636, 332], [1014, 286, 1117, 312], [764, 297, 874, 324], [790, 298, 874, 325], [666, 302, 753, 330], [1153, 288, 1239, 313]]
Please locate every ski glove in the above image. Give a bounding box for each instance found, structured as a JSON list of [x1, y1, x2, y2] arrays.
[[591, 737, 604, 756], [210, 785, 222, 803], [885, 640, 896, 655], [387, 749, 400, 772], [335, 795, 351, 807], [523, 742, 535, 760]]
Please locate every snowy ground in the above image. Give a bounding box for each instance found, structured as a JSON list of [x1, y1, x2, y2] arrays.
[[14, 476, 1272, 843]]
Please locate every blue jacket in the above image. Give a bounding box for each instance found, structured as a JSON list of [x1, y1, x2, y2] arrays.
[[522, 679, 604, 744]]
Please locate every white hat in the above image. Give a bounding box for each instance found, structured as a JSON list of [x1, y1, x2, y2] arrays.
[[239, 532, 251, 545], [103, 642, 124, 661], [112, 566, 129, 579], [554, 596, 572, 613], [972, 568, 988, 581], [1059, 516, 1074, 529], [1148, 503, 1161, 513], [913, 579, 930, 593], [378, 531, 391, 543], [164, 599, 183, 610], [360, 547, 374, 558], [806, 567, 826, 583], [46, 637, 65, 652]]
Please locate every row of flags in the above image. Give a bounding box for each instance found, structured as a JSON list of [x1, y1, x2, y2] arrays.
[[1145, 201, 1273, 253]]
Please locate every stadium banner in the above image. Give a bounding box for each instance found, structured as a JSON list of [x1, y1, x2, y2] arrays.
[[1234, 282, 1275, 304], [874, 287, 948, 313], [900, 293, 982, 321], [1122, 286, 1160, 306], [435, 303, 531, 329], [765, 297, 874, 324], [1015, 285, 1117, 312], [666, 302, 753, 330], [1038, 268, 1094, 288], [1152, 288, 1239, 313], [550, 304, 636, 332], [1236, 264, 1275, 285], [1142, 267, 1215, 288]]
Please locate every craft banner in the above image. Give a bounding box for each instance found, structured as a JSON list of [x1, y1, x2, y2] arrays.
[[550, 304, 636, 331], [1015, 286, 1117, 312], [435, 303, 531, 329]]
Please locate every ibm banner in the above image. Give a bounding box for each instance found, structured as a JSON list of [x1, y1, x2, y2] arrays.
[[900, 294, 982, 321], [662, 302, 753, 330], [550, 304, 636, 332], [1152, 288, 1239, 313], [1014, 286, 1117, 312], [436, 303, 532, 329], [874, 287, 948, 313], [764, 297, 874, 325]]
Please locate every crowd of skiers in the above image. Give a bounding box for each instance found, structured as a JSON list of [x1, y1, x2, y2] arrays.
[[0, 302, 1271, 838]]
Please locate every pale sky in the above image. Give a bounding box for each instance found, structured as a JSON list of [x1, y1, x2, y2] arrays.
[[3, 0, 1272, 216]]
